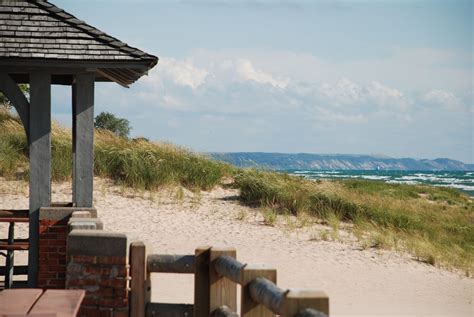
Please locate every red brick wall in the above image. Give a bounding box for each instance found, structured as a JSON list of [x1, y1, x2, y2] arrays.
[[67, 254, 129, 317], [38, 219, 68, 288]]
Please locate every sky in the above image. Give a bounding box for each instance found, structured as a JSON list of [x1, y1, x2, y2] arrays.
[[51, 0, 473, 163]]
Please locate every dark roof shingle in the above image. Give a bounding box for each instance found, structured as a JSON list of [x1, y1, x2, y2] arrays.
[[0, 0, 158, 86]]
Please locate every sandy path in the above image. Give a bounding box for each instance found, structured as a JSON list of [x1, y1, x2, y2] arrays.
[[1, 178, 472, 316]]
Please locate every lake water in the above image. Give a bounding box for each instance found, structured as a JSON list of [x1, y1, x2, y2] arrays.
[[286, 170, 474, 197]]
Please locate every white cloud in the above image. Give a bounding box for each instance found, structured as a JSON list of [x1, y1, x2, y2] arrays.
[[303, 78, 408, 112], [127, 53, 468, 129], [366, 81, 407, 108], [422, 89, 463, 110], [319, 78, 363, 105], [234, 59, 290, 88], [150, 58, 209, 90]]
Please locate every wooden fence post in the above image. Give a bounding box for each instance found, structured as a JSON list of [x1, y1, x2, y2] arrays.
[[282, 290, 329, 316], [130, 241, 147, 317], [241, 264, 277, 317], [209, 247, 237, 315], [194, 246, 211, 317]]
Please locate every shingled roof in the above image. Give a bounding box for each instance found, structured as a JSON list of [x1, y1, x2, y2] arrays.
[[0, 0, 158, 86]]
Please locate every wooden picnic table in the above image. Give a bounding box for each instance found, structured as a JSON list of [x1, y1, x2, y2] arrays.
[[0, 289, 85, 317]]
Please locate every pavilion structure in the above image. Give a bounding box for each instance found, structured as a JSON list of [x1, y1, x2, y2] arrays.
[[0, 0, 158, 287]]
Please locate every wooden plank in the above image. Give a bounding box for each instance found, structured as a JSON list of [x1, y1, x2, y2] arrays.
[[241, 264, 277, 317], [72, 72, 95, 207], [147, 254, 195, 274], [282, 290, 329, 317], [0, 210, 29, 223], [29, 289, 85, 317], [146, 303, 194, 317], [0, 218, 29, 223], [0, 289, 43, 314], [194, 246, 211, 317], [0, 243, 29, 251], [28, 71, 51, 288], [130, 241, 147, 317], [209, 247, 237, 315]]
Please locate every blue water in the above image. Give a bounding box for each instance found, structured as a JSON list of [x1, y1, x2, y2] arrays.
[[286, 170, 474, 196]]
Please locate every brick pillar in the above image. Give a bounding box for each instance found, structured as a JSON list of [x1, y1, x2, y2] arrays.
[[67, 230, 129, 317], [38, 207, 97, 289], [38, 218, 68, 288]]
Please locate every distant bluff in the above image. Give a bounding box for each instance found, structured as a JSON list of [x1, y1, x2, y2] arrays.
[[209, 153, 474, 171]]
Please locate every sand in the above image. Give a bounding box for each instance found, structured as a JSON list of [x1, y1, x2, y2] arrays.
[[0, 178, 472, 316]]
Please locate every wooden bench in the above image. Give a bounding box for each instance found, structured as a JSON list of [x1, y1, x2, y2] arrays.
[[0, 209, 29, 289], [0, 289, 85, 317]]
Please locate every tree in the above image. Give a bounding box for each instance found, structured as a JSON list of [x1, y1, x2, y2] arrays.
[[94, 111, 131, 138], [0, 84, 29, 110]]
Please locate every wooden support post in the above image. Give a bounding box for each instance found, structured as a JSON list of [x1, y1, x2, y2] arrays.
[[209, 247, 237, 315], [241, 264, 277, 317], [28, 71, 51, 287], [282, 290, 329, 317], [194, 246, 211, 317], [72, 72, 95, 207], [0, 72, 30, 139], [130, 241, 148, 317]]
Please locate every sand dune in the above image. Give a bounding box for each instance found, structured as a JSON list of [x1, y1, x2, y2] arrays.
[[1, 178, 472, 316]]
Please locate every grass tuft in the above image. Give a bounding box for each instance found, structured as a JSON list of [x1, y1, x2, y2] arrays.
[[234, 169, 474, 273]]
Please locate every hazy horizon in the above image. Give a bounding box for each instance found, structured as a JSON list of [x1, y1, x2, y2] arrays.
[[51, 0, 473, 163]]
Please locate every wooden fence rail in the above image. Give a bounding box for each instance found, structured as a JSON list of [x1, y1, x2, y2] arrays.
[[147, 254, 195, 274], [129, 243, 329, 317]]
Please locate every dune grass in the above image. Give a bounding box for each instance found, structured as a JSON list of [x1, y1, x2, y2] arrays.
[[0, 108, 233, 190], [234, 170, 474, 273], [1, 108, 473, 273]]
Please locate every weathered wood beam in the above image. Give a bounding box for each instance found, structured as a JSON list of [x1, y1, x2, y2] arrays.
[[0, 59, 153, 70], [214, 255, 245, 284], [0, 72, 30, 139], [147, 254, 195, 274], [28, 71, 52, 287], [72, 72, 95, 207], [248, 277, 286, 315]]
